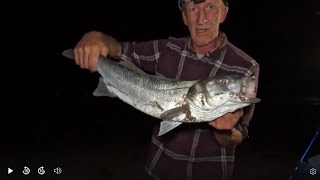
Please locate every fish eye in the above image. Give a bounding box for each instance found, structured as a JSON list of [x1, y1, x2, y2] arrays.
[[219, 79, 228, 85]]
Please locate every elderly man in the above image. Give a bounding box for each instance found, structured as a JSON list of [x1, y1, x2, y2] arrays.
[[71, 0, 259, 179]]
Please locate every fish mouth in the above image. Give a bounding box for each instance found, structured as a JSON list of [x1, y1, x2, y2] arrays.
[[238, 94, 261, 103], [238, 76, 260, 103]]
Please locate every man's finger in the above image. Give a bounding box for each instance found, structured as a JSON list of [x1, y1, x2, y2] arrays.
[[78, 47, 85, 68], [88, 51, 99, 72], [208, 120, 217, 127], [74, 48, 80, 66], [84, 45, 95, 69], [84, 50, 90, 69], [233, 108, 243, 117], [100, 45, 109, 58]]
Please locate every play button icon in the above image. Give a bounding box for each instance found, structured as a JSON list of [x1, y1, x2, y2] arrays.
[[8, 167, 13, 174]]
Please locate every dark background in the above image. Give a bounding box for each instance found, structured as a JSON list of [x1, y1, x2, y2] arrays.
[[1, 0, 320, 179]]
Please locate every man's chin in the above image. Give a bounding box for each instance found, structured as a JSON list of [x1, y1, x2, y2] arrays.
[[193, 40, 213, 47], [191, 36, 216, 46]]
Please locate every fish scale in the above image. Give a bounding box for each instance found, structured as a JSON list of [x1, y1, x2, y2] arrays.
[[98, 59, 193, 103]]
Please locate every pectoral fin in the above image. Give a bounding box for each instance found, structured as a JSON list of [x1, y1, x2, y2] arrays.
[[158, 121, 183, 136], [158, 105, 189, 136], [93, 77, 117, 97], [159, 106, 187, 121]]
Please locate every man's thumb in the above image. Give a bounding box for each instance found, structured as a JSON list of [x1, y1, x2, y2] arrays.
[[100, 45, 109, 58]]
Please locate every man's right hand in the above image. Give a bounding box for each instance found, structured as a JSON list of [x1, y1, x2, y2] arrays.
[[73, 31, 121, 72]]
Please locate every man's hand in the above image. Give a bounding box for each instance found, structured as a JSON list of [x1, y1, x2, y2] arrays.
[[213, 128, 243, 148], [209, 109, 244, 148], [208, 108, 243, 130], [73, 31, 121, 72]]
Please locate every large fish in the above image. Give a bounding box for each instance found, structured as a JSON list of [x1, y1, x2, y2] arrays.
[[62, 49, 260, 136]]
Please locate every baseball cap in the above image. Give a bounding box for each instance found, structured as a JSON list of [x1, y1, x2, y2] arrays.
[[178, 0, 229, 10]]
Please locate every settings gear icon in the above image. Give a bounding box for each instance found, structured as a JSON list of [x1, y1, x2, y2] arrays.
[[310, 168, 317, 176]]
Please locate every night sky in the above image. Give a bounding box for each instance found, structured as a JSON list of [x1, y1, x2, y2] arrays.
[[1, 0, 320, 179]]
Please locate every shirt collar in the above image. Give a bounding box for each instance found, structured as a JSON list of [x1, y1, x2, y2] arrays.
[[186, 31, 228, 55]]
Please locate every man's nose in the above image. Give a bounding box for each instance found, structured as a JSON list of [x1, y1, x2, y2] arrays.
[[197, 9, 208, 25]]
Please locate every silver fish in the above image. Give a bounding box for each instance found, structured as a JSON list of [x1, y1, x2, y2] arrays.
[[62, 49, 260, 136]]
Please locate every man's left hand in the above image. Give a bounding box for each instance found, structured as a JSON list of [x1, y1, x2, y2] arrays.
[[208, 108, 243, 130]]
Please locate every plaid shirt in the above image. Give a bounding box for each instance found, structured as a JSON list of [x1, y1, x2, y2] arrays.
[[119, 32, 259, 180]]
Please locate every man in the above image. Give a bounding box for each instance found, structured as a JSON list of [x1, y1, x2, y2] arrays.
[[71, 0, 259, 179]]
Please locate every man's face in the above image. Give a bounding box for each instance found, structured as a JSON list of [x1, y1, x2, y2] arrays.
[[182, 0, 228, 47]]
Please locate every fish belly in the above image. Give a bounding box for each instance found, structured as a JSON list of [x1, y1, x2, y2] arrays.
[[104, 80, 188, 121], [188, 100, 251, 122]]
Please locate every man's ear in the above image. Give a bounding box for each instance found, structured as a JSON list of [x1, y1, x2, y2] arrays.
[[182, 11, 188, 26], [219, 7, 229, 23]]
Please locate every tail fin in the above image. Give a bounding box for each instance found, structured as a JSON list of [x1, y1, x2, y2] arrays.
[[62, 49, 74, 59]]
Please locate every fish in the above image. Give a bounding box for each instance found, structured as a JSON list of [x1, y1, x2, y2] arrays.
[[62, 49, 260, 136]]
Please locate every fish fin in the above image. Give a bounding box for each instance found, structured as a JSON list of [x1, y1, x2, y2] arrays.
[[251, 98, 261, 103], [118, 60, 147, 75], [158, 121, 183, 136], [159, 106, 187, 120], [62, 49, 75, 59], [92, 77, 117, 97]]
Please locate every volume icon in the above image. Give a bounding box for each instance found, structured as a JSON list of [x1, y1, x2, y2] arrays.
[[54, 167, 62, 174]]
